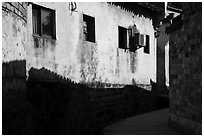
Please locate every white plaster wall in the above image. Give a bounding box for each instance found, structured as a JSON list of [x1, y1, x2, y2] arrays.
[[2, 11, 27, 63], [26, 2, 81, 81], [26, 2, 157, 86]]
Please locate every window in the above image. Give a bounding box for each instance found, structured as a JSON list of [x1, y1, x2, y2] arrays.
[[83, 14, 95, 42], [135, 33, 145, 46], [129, 29, 135, 52], [144, 35, 150, 54], [32, 4, 56, 39], [128, 31, 149, 52], [118, 26, 127, 49]]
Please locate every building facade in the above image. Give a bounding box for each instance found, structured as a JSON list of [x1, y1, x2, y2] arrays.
[[24, 2, 160, 89], [2, 2, 165, 134]]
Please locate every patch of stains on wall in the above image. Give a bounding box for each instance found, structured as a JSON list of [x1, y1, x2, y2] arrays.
[[115, 48, 120, 76], [80, 41, 98, 83], [33, 36, 57, 72], [130, 52, 137, 73], [76, 13, 99, 84]]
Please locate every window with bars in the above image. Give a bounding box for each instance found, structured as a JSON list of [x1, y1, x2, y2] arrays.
[[32, 4, 56, 39]]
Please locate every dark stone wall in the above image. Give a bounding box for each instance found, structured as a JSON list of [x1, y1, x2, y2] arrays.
[[2, 61, 33, 135], [168, 2, 202, 134], [2, 64, 167, 135], [26, 67, 167, 135]]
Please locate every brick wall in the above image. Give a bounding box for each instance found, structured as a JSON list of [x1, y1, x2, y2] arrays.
[[168, 2, 202, 134]]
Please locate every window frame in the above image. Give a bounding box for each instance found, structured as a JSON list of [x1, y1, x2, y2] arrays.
[[32, 4, 56, 39], [118, 26, 128, 49], [144, 35, 150, 54], [83, 14, 95, 43]]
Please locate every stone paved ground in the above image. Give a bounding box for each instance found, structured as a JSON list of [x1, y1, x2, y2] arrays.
[[103, 108, 181, 135]]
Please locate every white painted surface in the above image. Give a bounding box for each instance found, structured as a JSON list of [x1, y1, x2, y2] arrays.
[[26, 2, 157, 86], [2, 11, 27, 63]]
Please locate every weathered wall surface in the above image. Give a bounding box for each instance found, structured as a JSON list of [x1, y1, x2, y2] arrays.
[[2, 2, 32, 134], [2, 2, 27, 62], [26, 2, 157, 88], [168, 3, 202, 134]]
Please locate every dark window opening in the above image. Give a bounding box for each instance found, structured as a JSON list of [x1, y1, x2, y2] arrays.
[[129, 30, 135, 52], [83, 14, 95, 42], [144, 35, 150, 54], [118, 26, 127, 49], [134, 33, 140, 46], [32, 8, 40, 35], [32, 4, 56, 39]]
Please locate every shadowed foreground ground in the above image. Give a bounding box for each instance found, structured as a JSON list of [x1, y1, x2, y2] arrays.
[[103, 108, 181, 135]]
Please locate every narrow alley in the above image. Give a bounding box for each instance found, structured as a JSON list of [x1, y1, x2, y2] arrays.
[[2, 2, 202, 135]]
